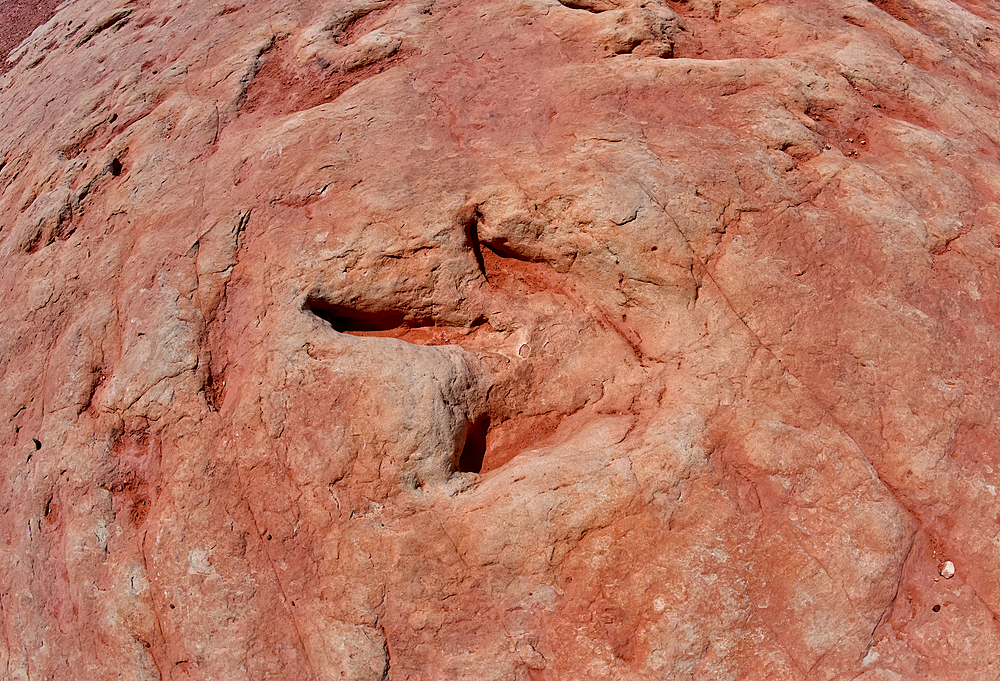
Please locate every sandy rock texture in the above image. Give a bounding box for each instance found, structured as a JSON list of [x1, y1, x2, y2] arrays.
[[0, 0, 62, 75], [2, 0, 1000, 678]]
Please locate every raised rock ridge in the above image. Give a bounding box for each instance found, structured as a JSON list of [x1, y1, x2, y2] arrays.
[[2, 0, 1000, 678]]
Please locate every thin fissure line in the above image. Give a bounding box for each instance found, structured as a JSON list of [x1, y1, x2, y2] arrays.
[[234, 462, 321, 680], [643, 180, 918, 521]]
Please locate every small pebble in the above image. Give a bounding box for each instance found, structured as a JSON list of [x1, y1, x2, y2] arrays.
[[941, 560, 955, 579]]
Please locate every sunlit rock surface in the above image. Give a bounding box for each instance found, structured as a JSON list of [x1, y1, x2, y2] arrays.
[[3, 0, 1000, 678]]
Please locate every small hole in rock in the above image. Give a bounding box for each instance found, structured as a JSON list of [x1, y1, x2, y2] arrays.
[[109, 158, 123, 176], [933, 604, 941, 612], [170, 604, 176, 609], [32, 438, 41, 450], [458, 415, 490, 474]]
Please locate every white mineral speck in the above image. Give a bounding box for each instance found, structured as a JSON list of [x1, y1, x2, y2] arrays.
[[941, 560, 955, 579]]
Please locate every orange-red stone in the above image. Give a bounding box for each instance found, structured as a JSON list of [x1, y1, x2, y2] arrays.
[[3, 0, 1000, 678]]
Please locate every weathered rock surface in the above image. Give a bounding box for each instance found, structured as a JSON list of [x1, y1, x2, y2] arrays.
[[2, 0, 1000, 678], [0, 0, 61, 75]]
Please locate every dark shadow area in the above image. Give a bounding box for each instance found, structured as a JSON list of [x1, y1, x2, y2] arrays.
[[462, 206, 487, 278], [204, 368, 225, 412], [304, 295, 432, 333], [484, 240, 533, 261], [457, 415, 490, 474]]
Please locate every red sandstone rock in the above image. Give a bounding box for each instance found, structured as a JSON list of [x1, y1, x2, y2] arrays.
[[0, 0, 62, 75], [3, 0, 1000, 678]]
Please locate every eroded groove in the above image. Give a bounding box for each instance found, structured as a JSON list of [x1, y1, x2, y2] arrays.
[[461, 206, 487, 279], [457, 415, 490, 474], [334, 0, 399, 46], [204, 368, 226, 411], [75, 9, 134, 47], [556, 0, 608, 13], [304, 296, 432, 333], [240, 37, 412, 118]]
